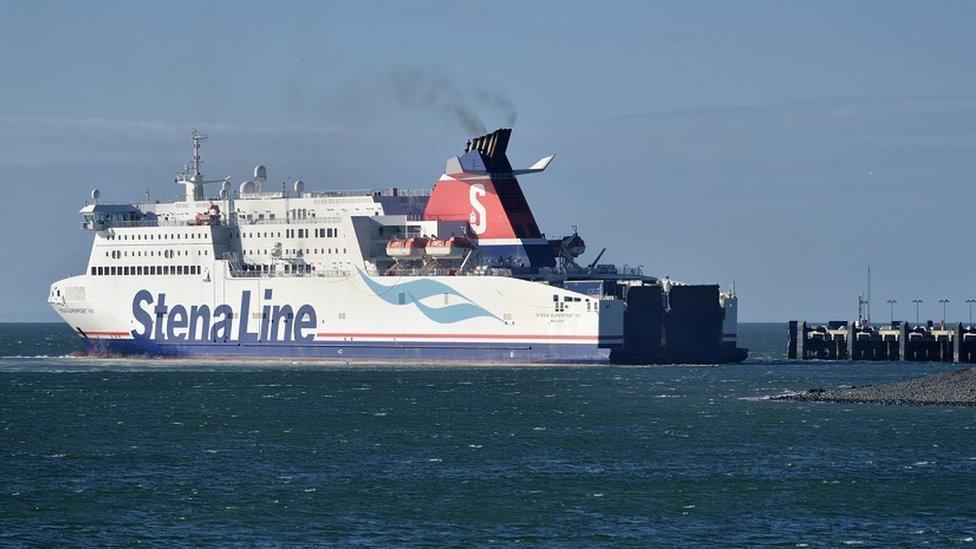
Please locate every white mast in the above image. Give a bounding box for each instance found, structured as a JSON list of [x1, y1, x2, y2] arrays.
[[192, 128, 205, 182], [178, 129, 207, 202]]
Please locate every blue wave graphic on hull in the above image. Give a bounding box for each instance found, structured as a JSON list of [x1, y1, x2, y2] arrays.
[[356, 268, 502, 324]]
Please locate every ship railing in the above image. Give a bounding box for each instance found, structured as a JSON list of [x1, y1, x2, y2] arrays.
[[235, 216, 344, 226], [238, 191, 286, 199], [383, 268, 462, 277], [590, 264, 646, 277], [91, 214, 365, 229], [86, 218, 230, 229], [228, 268, 354, 279], [304, 188, 431, 198], [380, 267, 512, 277], [224, 264, 513, 279]]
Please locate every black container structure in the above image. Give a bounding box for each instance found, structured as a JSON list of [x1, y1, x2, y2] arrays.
[[610, 284, 747, 364], [788, 321, 976, 363]]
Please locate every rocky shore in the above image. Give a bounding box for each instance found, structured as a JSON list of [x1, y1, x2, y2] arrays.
[[774, 367, 976, 406]]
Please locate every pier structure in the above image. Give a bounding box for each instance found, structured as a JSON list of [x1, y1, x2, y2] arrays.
[[788, 321, 976, 363]]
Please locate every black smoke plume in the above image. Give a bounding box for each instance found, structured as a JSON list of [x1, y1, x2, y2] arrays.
[[385, 66, 517, 134]]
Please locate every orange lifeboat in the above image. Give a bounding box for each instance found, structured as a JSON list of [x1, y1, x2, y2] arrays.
[[194, 203, 221, 226], [386, 236, 429, 259], [425, 236, 474, 259]]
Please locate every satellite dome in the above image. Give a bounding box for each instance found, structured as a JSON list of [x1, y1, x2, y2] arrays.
[[294, 180, 304, 194], [91, 189, 101, 201], [253, 165, 267, 181], [239, 180, 257, 195]]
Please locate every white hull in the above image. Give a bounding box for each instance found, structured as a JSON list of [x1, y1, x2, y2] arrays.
[[50, 262, 625, 363]]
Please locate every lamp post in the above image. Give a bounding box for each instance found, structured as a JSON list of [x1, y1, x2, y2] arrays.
[[886, 299, 897, 323], [966, 299, 976, 325], [939, 299, 950, 324], [912, 299, 923, 324]]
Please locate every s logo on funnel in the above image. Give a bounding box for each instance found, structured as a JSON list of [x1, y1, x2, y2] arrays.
[[469, 183, 487, 235]]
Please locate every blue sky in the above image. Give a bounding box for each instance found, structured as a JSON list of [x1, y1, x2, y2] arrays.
[[2, 0, 975, 321]]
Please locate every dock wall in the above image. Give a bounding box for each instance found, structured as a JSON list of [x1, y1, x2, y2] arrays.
[[787, 321, 976, 363]]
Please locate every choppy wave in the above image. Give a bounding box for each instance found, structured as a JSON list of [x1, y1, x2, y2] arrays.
[[2, 322, 976, 545]]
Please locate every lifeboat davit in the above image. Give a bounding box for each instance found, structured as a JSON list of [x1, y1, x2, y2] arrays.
[[425, 236, 474, 259], [386, 237, 429, 259]]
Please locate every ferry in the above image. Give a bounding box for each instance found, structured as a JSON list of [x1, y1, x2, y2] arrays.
[[48, 128, 747, 364]]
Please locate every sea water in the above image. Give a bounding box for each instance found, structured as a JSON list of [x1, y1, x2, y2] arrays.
[[1, 323, 975, 545]]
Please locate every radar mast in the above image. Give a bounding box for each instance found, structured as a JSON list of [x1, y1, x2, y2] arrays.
[[178, 129, 210, 202], [191, 128, 206, 182]]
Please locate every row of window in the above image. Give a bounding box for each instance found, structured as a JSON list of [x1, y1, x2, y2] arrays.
[[103, 227, 340, 243], [105, 232, 209, 241], [245, 248, 347, 256], [240, 263, 316, 274], [104, 225, 346, 242], [91, 265, 202, 276], [244, 228, 340, 239], [106, 249, 209, 259]]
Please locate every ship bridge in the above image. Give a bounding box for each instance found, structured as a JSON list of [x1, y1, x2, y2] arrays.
[[80, 203, 143, 231]]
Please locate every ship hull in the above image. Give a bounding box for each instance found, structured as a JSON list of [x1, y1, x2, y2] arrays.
[[50, 264, 624, 365], [82, 337, 609, 364]]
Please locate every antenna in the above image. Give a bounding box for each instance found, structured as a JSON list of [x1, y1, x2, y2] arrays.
[[190, 128, 207, 181], [857, 266, 872, 327], [866, 266, 871, 324]]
